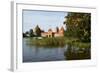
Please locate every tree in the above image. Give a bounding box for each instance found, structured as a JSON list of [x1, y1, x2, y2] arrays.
[[25, 31, 29, 37], [25, 31, 29, 35], [29, 29, 34, 37], [35, 25, 41, 37], [23, 33, 26, 37], [64, 12, 91, 42]]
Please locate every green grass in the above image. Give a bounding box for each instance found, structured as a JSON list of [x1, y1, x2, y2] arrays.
[[26, 37, 66, 47], [25, 37, 90, 49], [64, 37, 90, 49]]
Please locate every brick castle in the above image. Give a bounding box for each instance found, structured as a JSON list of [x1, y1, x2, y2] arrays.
[[41, 26, 64, 37]]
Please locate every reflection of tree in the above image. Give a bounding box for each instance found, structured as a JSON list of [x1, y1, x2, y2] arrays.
[[64, 44, 91, 60]]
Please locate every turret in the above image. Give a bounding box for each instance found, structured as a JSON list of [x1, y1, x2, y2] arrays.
[[59, 26, 64, 36]]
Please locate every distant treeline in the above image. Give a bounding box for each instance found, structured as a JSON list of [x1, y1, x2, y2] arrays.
[[23, 25, 42, 37]]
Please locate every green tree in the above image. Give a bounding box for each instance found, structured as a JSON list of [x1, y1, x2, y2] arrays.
[[35, 25, 41, 37], [64, 12, 91, 42], [25, 31, 29, 35], [25, 31, 29, 37], [29, 29, 34, 37], [23, 33, 26, 37]]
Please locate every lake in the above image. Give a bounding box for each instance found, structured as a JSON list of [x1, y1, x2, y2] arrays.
[[23, 38, 91, 62]]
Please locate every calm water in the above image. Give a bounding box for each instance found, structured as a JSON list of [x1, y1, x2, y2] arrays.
[[23, 38, 90, 62]]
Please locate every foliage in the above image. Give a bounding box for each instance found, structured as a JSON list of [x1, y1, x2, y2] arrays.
[[23, 31, 29, 37], [23, 25, 42, 37], [64, 12, 91, 42], [26, 37, 90, 49], [29, 29, 34, 37], [26, 37, 66, 47], [35, 25, 41, 37]]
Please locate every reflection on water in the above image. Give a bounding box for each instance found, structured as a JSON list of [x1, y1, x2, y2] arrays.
[[23, 38, 91, 62], [64, 44, 91, 60]]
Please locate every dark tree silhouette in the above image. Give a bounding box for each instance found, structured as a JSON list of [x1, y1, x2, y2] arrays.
[[35, 25, 41, 37], [29, 29, 34, 37]]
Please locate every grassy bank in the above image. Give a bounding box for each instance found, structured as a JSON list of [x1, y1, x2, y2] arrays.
[[26, 37, 66, 47], [64, 37, 90, 49], [25, 37, 90, 48]]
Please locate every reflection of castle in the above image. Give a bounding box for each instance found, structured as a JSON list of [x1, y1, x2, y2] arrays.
[[41, 26, 64, 37]]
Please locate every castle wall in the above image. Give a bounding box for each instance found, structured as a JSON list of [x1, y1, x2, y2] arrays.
[[41, 27, 64, 37]]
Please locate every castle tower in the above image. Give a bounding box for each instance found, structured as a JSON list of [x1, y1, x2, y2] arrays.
[[59, 26, 64, 36], [48, 29, 53, 37], [56, 27, 59, 33]]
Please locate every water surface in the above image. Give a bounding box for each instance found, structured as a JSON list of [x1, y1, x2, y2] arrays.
[[23, 38, 91, 62], [23, 38, 67, 62]]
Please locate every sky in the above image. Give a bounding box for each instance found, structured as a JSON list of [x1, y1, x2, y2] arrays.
[[23, 10, 68, 33]]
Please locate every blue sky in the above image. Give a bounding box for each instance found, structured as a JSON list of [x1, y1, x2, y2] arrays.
[[23, 10, 67, 32]]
